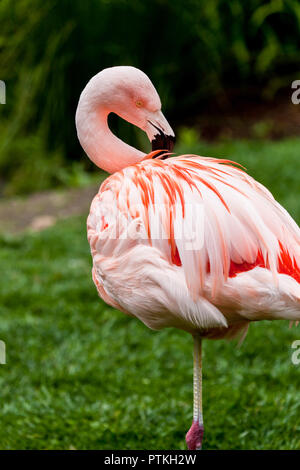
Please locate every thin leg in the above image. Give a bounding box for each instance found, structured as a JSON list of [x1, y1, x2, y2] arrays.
[[186, 335, 204, 450]]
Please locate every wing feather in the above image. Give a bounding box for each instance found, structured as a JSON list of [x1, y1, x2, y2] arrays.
[[88, 155, 300, 334]]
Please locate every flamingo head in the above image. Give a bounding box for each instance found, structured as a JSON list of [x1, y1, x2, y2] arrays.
[[100, 66, 175, 152], [76, 66, 175, 173]]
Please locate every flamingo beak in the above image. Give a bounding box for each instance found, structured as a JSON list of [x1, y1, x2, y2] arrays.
[[150, 124, 176, 153], [146, 111, 175, 154]]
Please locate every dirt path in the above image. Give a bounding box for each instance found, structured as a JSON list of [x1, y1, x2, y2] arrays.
[[0, 184, 100, 233]]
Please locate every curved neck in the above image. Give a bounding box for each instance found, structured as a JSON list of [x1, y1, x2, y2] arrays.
[[76, 104, 145, 174]]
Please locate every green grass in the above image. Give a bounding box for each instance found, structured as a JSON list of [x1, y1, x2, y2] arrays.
[[0, 137, 300, 450]]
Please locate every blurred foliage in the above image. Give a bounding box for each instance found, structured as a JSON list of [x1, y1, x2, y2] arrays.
[[0, 0, 300, 194]]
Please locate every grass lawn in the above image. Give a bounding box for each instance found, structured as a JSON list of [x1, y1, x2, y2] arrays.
[[0, 137, 300, 450]]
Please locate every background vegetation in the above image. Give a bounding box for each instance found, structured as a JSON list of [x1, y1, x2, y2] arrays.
[[1, 0, 300, 194], [0, 0, 300, 450]]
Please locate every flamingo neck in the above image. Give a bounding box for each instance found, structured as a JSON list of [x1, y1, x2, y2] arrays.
[[76, 105, 145, 174]]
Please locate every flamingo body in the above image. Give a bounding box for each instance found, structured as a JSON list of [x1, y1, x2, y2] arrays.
[[88, 155, 300, 339]]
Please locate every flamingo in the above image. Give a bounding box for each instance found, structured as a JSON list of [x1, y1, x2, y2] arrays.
[[76, 66, 300, 450]]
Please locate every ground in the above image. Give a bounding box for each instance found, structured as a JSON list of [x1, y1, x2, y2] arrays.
[[0, 183, 101, 233], [0, 137, 299, 449]]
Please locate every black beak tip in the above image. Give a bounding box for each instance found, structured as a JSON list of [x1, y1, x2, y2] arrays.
[[151, 133, 176, 154]]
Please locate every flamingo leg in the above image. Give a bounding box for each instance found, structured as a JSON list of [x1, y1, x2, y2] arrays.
[[186, 335, 204, 450]]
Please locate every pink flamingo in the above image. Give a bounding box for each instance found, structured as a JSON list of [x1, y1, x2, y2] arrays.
[[76, 66, 300, 450]]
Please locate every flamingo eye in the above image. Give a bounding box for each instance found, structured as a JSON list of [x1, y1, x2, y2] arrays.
[[135, 100, 143, 108]]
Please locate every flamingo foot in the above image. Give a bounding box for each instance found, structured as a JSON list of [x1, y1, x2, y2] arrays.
[[186, 420, 204, 450]]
